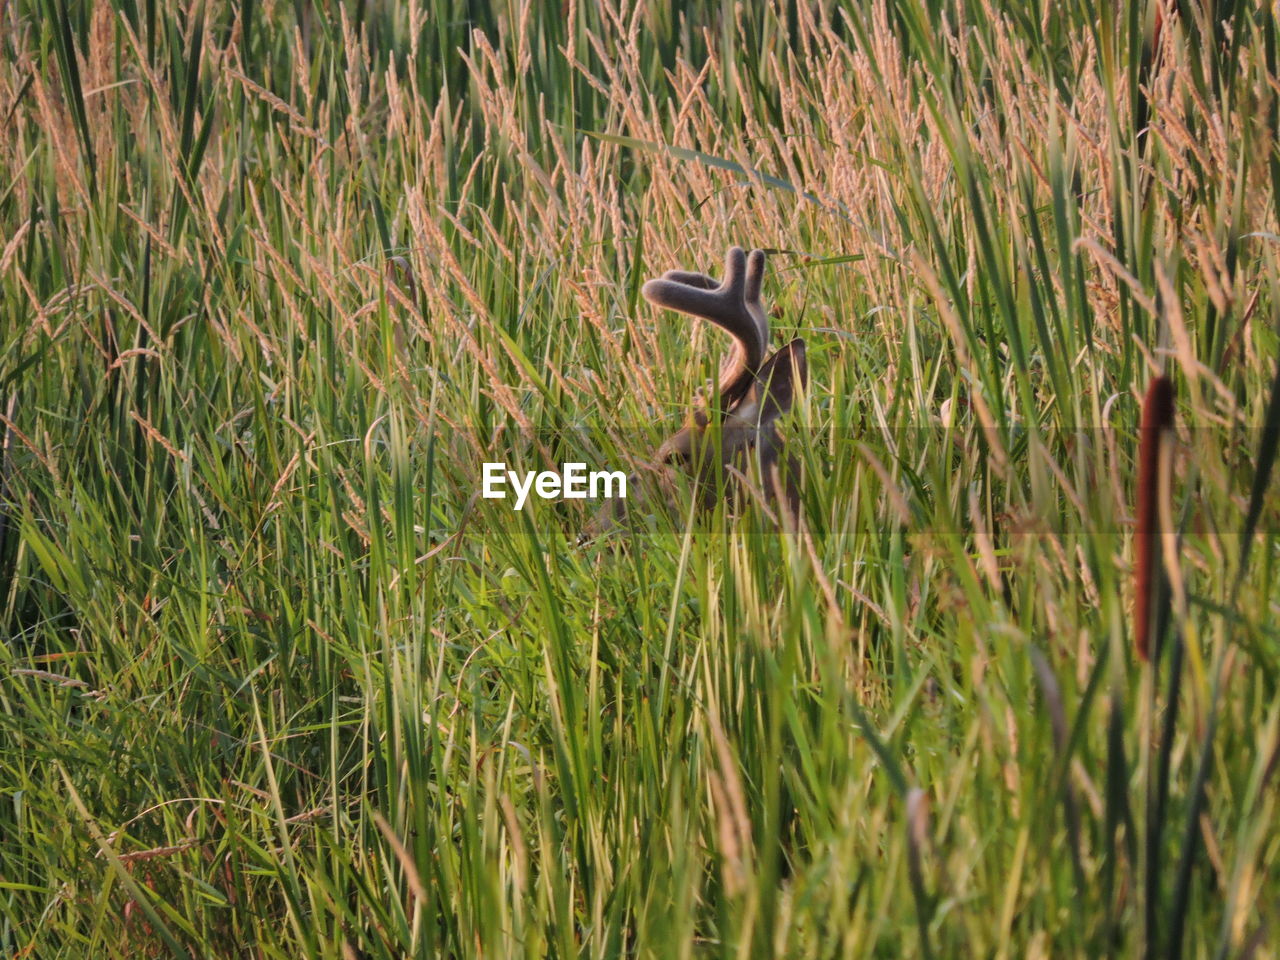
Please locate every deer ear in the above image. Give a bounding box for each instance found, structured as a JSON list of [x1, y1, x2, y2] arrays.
[[755, 339, 806, 424]]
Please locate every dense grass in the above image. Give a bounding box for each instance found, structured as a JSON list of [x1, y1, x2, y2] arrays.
[[2, 0, 1279, 956]]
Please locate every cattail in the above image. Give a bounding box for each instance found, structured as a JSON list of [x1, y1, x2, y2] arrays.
[[1135, 376, 1174, 661]]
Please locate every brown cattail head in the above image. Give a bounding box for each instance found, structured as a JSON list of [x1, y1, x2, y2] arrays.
[[1135, 376, 1175, 661]]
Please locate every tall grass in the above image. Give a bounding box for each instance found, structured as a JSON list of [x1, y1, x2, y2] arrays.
[[2, 0, 1278, 956]]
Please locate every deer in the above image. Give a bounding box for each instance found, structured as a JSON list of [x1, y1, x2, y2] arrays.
[[581, 245, 807, 539]]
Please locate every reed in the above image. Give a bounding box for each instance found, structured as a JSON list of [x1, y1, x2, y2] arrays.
[[1, 1, 1278, 956]]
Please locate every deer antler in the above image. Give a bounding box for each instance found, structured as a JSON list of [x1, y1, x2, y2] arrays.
[[640, 246, 770, 410]]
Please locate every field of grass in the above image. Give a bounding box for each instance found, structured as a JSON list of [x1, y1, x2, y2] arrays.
[[3, 0, 1280, 956]]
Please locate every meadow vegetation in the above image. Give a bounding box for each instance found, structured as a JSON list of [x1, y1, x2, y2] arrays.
[[2, 0, 1279, 956]]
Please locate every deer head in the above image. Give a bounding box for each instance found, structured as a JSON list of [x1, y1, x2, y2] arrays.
[[584, 245, 807, 539]]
